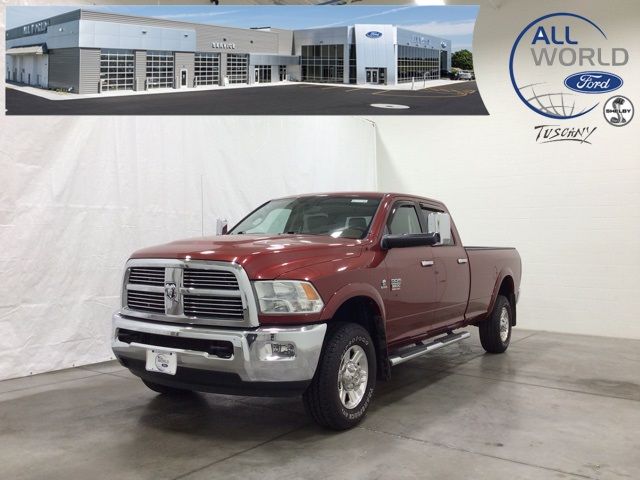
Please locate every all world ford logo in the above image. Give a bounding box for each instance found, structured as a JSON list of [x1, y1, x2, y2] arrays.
[[366, 31, 383, 39], [564, 71, 623, 94]]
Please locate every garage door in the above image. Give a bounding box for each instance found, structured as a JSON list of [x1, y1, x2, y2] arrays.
[[100, 49, 134, 91], [146, 51, 174, 89], [226, 54, 248, 84], [194, 52, 220, 86]]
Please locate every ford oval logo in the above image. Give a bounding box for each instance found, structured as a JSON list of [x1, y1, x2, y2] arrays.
[[366, 31, 383, 39], [564, 71, 623, 94]]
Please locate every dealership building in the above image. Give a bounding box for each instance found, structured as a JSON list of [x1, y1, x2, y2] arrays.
[[5, 9, 452, 94]]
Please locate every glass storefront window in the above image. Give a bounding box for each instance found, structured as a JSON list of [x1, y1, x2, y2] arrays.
[[255, 65, 271, 83], [301, 44, 345, 83], [397, 45, 441, 83]]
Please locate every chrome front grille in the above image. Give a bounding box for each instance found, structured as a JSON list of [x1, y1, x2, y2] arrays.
[[122, 259, 258, 327]]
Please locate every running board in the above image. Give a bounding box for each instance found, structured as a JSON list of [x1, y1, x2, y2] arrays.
[[389, 331, 470, 367]]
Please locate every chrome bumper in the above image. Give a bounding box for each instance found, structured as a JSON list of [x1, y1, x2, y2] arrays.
[[112, 313, 326, 383]]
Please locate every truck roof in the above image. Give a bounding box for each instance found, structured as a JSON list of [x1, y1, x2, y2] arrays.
[[271, 192, 445, 207]]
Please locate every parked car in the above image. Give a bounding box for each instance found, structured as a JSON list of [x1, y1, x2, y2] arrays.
[[458, 70, 475, 80], [112, 193, 521, 429]]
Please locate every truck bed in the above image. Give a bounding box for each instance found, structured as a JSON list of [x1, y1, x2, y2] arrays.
[[465, 246, 521, 322]]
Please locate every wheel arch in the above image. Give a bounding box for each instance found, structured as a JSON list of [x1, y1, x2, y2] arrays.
[[491, 272, 517, 326], [322, 285, 390, 380]]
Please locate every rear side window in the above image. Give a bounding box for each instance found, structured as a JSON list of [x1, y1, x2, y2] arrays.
[[388, 204, 421, 235], [421, 207, 454, 245]]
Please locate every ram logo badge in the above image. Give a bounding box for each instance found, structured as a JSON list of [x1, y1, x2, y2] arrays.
[[164, 282, 178, 301]]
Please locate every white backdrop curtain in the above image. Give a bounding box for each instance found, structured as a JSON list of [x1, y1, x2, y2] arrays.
[[0, 117, 377, 380]]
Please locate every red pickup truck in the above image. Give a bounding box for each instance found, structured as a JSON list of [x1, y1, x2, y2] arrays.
[[112, 193, 521, 429]]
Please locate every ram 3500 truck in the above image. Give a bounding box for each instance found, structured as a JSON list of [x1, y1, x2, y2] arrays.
[[113, 193, 521, 430]]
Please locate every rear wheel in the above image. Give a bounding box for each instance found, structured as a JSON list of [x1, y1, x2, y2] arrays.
[[142, 379, 191, 396], [479, 295, 512, 353], [303, 323, 377, 430]]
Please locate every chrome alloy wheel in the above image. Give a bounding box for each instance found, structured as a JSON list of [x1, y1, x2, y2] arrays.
[[338, 345, 369, 409], [499, 306, 510, 342]]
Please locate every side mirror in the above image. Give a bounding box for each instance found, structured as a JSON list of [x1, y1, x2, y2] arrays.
[[427, 212, 452, 245], [381, 233, 440, 250], [216, 218, 229, 235]]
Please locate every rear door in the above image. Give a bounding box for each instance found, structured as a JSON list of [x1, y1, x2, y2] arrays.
[[420, 204, 471, 329], [382, 201, 437, 345]]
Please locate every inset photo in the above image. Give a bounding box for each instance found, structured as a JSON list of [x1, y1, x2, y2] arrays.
[[5, 5, 485, 115]]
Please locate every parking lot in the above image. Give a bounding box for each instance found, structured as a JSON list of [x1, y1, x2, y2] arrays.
[[5, 82, 487, 115]]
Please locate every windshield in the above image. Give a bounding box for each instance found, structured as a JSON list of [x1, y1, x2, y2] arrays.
[[229, 196, 381, 239]]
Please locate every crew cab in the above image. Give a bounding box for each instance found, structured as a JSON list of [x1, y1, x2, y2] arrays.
[[112, 193, 521, 430]]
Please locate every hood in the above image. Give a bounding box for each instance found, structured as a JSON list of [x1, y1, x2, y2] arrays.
[[130, 234, 365, 279]]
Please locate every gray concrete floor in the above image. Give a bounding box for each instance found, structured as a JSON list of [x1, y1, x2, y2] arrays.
[[1, 328, 638, 480]]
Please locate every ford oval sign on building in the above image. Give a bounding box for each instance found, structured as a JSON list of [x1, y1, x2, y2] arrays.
[[366, 31, 383, 39], [564, 71, 623, 94]]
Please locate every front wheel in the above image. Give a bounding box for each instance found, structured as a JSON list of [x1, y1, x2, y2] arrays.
[[303, 323, 377, 430], [479, 295, 513, 353]]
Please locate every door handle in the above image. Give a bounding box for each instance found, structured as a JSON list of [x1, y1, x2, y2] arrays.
[[421, 260, 434, 267], [457, 258, 468, 264]]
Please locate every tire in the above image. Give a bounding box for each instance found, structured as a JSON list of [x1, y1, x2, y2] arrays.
[[303, 323, 377, 430], [479, 295, 513, 353], [142, 379, 191, 396]]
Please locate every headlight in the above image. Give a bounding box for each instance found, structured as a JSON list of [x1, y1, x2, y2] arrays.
[[254, 281, 324, 314]]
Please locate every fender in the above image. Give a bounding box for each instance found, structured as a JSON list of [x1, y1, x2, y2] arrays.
[[320, 282, 386, 322], [486, 268, 516, 325], [321, 282, 391, 380]]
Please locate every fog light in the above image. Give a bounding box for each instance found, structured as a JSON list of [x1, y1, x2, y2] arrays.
[[268, 342, 296, 358]]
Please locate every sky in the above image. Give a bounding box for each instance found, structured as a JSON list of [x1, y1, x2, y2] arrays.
[[6, 5, 478, 52]]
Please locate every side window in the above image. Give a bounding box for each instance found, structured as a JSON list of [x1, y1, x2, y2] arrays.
[[388, 204, 421, 235], [421, 207, 454, 245]]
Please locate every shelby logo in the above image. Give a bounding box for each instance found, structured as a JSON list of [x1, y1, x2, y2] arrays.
[[564, 71, 622, 93], [366, 31, 383, 39], [510, 13, 628, 120], [603, 95, 634, 126], [534, 125, 597, 144]]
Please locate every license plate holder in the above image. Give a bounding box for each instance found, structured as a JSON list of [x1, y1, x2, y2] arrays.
[[145, 349, 177, 375]]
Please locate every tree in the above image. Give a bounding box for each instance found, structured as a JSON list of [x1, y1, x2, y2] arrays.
[[452, 49, 474, 71]]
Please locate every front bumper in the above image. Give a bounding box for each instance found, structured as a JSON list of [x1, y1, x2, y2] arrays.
[[112, 313, 327, 396]]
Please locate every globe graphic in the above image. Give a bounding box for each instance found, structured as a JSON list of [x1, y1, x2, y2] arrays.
[[518, 82, 593, 118]]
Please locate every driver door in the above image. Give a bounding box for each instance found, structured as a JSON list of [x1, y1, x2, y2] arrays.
[[382, 202, 437, 346]]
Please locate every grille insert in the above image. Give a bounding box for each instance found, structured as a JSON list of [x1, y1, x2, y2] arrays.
[[127, 290, 165, 313], [183, 295, 244, 319], [129, 267, 165, 286], [183, 269, 239, 290]]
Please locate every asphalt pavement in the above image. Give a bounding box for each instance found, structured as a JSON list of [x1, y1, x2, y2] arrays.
[[5, 81, 488, 115]]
